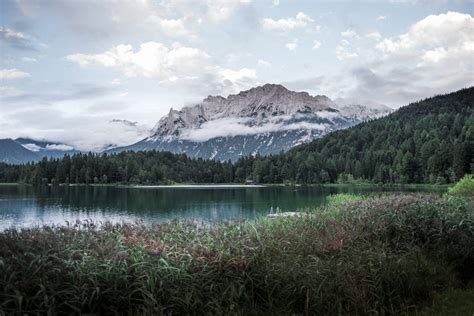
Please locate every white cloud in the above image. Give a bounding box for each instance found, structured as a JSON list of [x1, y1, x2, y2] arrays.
[[215, 67, 257, 92], [110, 78, 121, 85], [22, 144, 74, 152], [376, 11, 473, 59], [261, 12, 313, 31], [67, 42, 258, 96], [285, 38, 298, 51], [67, 42, 211, 78], [204, 0, 252, 23], [16, 0, 250, 40], [0, 27, 28, 40], [365, 32, 382, 41], [21, 57, 37, 63], [348, 11, 474, 106], [376, 15, 387, 21], [0, 68, 31, 79], [335, 40, 358, 60], [1, 107, 154, 152], [312, 40, 321, 50], [146, 15, 195, 37], [271, 0, 280, 6], [257, 59, 272, 67], [341, 29, 358, 39], [0, 26, 36, 50], [45, 144, 75, 151], [0, 86, 24, 97], [76, 119, 151, 151], [181, 116, 327, 142], [22, 143, 41, 152], [217, 67, 255, 80]]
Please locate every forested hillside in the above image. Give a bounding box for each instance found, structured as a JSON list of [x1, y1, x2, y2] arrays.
[[0, 87, 472, 185], [234, 87, 473, 184], [0, 152, 233, 185]]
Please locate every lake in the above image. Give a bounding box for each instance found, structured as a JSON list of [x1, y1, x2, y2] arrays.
[[0, 184, 442, 230]]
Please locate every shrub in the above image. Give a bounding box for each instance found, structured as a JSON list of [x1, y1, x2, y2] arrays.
[[448, 174, 474, 196], [326, 193, 364, 206]]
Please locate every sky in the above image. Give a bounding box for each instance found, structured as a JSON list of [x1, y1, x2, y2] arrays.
[[1, 0, 473, 150]]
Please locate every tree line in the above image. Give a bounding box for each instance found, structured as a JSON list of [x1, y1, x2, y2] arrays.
[[0, 87, 472, 185]]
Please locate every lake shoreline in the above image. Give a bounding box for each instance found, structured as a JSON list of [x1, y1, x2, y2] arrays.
[[1, 188, 472, 314], [1, 182, 451, 190], [0, 182, 451, 230]]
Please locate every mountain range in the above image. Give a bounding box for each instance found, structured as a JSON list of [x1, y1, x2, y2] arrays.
[[0, 139, 40, 164], [0, 138, 78, 164], [1, 84, 391, 164], [1, 87, 471, 184], [109, 84, 391, 160]]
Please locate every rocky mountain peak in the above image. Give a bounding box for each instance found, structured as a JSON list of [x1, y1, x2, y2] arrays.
[[149, 84, 390, 142], [113, 84, 392, 161]]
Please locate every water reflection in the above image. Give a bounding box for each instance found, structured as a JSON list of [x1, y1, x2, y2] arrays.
[[0, 184, 441, 230]]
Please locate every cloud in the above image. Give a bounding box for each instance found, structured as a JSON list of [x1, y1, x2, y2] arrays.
[[0, 106, 152, 151], [261, 12, 313, 31], [79, 120, 151, 151], [0, 68, 31, 79], [271, 0, 280, 6], [389, 0, 473, 4], [376, 11, 473, 59], [217, 67, 257, 87], [0, 86, 24, 97], [67, 42, 211, 78], [335, 40, 358, 60], [204, 0, 253, 23], [21, 143, 41, 152], [45, 144, 75, 151], [15, 0, 250, 40], [110, 78, 121, 86], [285, 38, 299, 51], [312, 40, 321, 50], [0, 27, 36, 50], [341, 29, 358, 39], [282, 76, 325, 91], [348, 11, 474, 106], [21, 57, 37, 63], [376, 15, 387, 21], [365, 32, 381, 41], [181, 116, 327, 142], [146, 16, 191, 36], [257, 59, 271, 67], [67, 42, 258, 95], [1, 83, 114, 104]]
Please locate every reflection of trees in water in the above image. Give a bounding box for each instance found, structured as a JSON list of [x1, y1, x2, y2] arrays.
[[1, 185, 440, 228], [23, 186, 342, 217]]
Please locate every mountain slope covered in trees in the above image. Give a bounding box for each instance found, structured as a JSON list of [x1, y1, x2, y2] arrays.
[[234, 87, 473, 184], [0, 87, 472, 184]]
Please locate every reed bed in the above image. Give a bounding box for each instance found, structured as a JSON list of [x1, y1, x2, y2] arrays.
[[0, 192, 473, 315]]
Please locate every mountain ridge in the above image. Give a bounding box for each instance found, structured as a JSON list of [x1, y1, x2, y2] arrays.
[[111, 84, 391, 160], [0, 139, 40, 164]]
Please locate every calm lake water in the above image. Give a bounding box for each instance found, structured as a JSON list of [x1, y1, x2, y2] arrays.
[[0, 184, 442, 230]]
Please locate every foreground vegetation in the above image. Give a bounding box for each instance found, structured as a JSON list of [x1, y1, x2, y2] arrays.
[[1, 177, 473, 314], [0, 88, 472, 186]]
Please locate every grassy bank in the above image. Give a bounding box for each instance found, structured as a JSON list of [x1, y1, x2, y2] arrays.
[[0, 183, 473, 314]]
